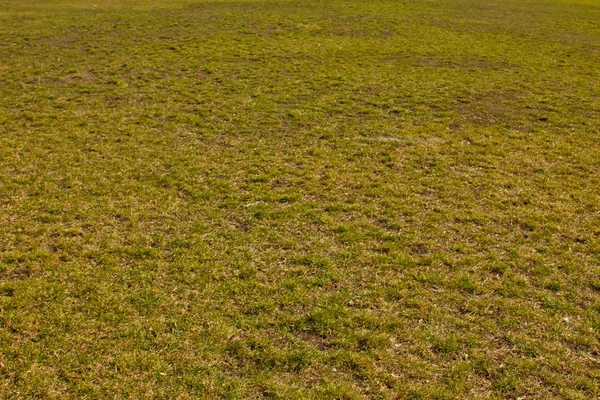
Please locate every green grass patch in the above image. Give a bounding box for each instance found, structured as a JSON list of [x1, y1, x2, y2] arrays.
[[1, 0, 599, 398]]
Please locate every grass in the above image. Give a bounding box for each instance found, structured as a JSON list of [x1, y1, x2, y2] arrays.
[[0, 0, 599, 398]]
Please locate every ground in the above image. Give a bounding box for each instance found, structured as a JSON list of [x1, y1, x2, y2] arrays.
[[0, 0, 599, 398]]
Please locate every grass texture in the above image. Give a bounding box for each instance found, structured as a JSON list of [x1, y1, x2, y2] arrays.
[[1, 0, 599, 398]]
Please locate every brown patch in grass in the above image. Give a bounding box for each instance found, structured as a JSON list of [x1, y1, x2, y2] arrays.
[[450, 90, 527, 131], [0, 267, 31, 282], [295, 331, 332, 351]]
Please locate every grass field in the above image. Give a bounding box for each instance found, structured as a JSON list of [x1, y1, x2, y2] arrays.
[[1, 0, 599, 398]]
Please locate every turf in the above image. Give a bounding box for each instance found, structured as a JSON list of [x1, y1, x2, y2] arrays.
[[0, 0, 599, 398]]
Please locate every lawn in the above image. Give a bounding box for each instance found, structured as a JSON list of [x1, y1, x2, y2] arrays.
[[0, 0, 599, 398]]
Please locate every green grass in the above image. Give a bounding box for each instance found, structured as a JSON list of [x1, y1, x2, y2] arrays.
[[1, 0, 599, 398]]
